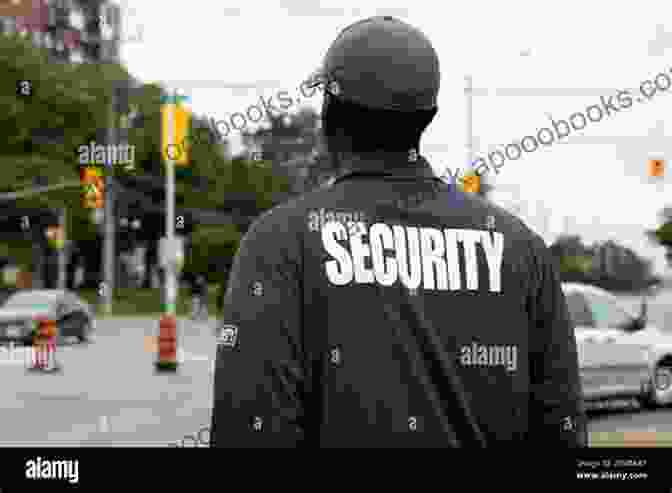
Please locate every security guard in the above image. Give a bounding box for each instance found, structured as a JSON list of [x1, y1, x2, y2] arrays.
[[211, 16, 587, 447]]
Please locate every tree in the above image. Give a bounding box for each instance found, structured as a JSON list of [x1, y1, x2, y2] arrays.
[[549, 235, 658, 291], [183, 224, 241, 284], [0, 34, 131, 284], [647, 206, 672, 267], [241, 108, 322, 194], [0, 32, 291, 289]]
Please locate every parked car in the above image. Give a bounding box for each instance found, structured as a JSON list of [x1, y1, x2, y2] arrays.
[[563, 282, 672, 408], [0, 290, 95, 346]]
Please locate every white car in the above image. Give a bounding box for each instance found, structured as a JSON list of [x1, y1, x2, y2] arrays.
[[563, 282, 672, 408], [0, 290, 95, 345]]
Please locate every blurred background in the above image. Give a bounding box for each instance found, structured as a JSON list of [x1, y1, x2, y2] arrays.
[[0, 0, 670, 316], [0, 0, 670, 447]]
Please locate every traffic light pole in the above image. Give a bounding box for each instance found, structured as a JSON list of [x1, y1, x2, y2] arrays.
[[154, 91, 179, 372], [165, 91, 177, 315]]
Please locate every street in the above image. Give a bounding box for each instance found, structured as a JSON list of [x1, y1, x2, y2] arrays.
[[0, 288, 670, 447], [0, 317, 216, 447]]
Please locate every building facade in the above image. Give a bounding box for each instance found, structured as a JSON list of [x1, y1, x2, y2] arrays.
[[0, 0, 122, 63]]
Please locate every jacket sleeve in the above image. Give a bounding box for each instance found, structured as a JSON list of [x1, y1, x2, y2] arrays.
[[210, 213, 306, 448], [527, 233, 588, 447]]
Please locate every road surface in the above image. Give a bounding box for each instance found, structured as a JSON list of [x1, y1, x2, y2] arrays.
[[0, 286, 670, 447], [0, 317, 217, 447]]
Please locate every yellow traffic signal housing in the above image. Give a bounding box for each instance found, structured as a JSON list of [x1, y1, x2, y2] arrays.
[[80, 166, 104, 209], [460, 172, 481, 194], [161, 95, 191, 166], [649, 159, 665, 178]]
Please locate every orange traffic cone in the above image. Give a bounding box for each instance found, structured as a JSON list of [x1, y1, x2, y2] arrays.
[[155, 314, 178, 372], [27, 317, 59, 372], [44, 318, 61, 372]]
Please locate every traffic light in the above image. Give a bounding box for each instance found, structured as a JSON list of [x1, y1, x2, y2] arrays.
[[649, 159, 665, 178], [80, 166, 104, 209], [460, 172, 481, 194], [161, 94, 191, 167]]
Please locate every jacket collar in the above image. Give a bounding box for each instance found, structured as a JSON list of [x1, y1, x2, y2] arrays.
[[330, 151, 438, 184]]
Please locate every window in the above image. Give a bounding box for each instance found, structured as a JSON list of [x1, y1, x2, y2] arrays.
[[565, 292, 594, 327], [582, 291, 634, 330]]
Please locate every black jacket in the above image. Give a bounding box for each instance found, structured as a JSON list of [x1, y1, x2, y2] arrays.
[[211, 152, 587, 447]]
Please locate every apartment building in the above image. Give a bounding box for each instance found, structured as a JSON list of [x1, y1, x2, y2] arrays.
[[0, 0, 123, 63]]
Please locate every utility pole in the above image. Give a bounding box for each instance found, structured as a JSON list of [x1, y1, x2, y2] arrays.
[[465, 74, 474, 177]]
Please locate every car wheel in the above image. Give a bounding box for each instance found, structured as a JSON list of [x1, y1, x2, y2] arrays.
[[640, 365, 672, 408]]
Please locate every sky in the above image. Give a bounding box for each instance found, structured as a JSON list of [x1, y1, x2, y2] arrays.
[[114, 0, 672, 275]]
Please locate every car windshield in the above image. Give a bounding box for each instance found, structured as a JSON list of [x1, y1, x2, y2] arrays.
[[3, 292, 58, 310]]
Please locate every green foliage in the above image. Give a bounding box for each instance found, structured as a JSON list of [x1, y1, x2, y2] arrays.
[[561, 255, 594, 274], [646, 207, 671, 268], [0, 34, 128, 165], [0, 238, 34, 270], [0, 32, 293, 291], [549, 235, 657, 291], [0, 34, 130, 251], [654, 221, 672, 245], [241, 108, 321, 194], [184, 224, 241, 282]]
